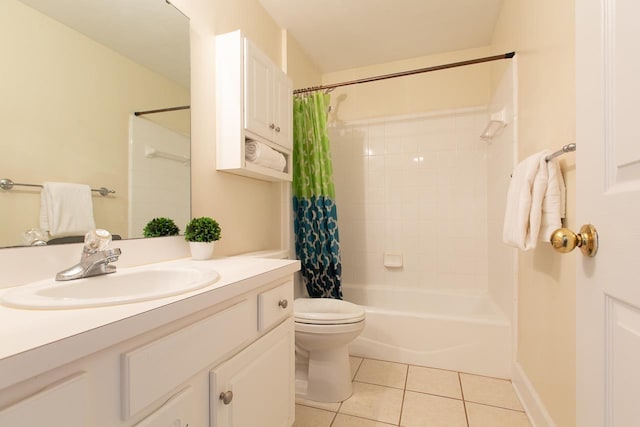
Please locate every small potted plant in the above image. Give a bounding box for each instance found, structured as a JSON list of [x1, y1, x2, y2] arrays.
[[184, 216, 222, 260], [143, 217, 180, 238]]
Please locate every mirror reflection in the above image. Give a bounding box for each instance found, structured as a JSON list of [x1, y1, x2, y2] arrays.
[[0, 0, 191, 248]]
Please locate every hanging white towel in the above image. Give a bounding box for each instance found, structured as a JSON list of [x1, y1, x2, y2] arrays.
[[245, 140, 287, 172], [539, 158, 566, 242], [39, 182, 96, 238], [503, 150, 554, 251]]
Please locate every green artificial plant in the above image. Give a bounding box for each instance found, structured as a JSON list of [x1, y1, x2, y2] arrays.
[[184, 217, 222, 243], [143, 217, 180, 238]]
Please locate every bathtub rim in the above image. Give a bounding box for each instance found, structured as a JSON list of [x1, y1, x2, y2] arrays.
[[341, 283, 510, 326]]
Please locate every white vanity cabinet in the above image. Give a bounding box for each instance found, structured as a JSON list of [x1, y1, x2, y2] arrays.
[[0, 373, 90, 426], [211, 319, 294, 427], [216, 30, 293, 182], [0, 272, 296, 427]]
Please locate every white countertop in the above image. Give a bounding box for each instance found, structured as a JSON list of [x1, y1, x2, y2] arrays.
[[0, 256, 300, 390]]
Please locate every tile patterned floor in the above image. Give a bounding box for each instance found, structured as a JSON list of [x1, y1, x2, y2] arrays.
[[293, 357, 532, 427]]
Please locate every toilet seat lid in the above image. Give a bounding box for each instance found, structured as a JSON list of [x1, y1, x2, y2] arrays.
[[294, 298, 365, 324]]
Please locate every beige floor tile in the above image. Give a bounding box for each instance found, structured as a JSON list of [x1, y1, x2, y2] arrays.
[[460, 373, 523, 410], [406, 365, 462, 399], [466, 402, 532, 427], [295, 396, 341, 412], [333, 413, 396, 426], [354, 359, 408, 389], [400, 391, 467, 427], [339, 381, 404, 425], [350, 356, 364, 380], [293, 404, 336, 427]]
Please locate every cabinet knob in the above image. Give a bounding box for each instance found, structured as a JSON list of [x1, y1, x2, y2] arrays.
[[278, 299, 288, 309], [219, 390, 233, 405], [275, 126, 281, 133], [269, 123, 275, 130]]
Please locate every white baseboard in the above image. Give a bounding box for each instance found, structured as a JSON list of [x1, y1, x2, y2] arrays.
[[511, 362, 556, 427]]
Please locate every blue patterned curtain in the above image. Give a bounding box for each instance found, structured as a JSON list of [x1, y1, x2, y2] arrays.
[[292, 92, 342, 299]]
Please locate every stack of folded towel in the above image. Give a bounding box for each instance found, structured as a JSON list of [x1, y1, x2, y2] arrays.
[[245, 140, 287, 172], [503, 150, 566, 251], [39, 182, 96, 238]]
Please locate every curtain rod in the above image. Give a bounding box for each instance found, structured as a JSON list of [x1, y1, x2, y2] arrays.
[[134, 105, 190, 116], [293, 52, 516, 95]]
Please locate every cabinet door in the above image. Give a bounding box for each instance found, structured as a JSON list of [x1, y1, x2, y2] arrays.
[[244, 39, 273, 142], [135, 386, 197, 427], [273, 71, 293, 150], [211, 320, 294, 427]]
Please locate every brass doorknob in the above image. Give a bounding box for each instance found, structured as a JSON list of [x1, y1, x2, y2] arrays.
[[550, 224, 598, 257]]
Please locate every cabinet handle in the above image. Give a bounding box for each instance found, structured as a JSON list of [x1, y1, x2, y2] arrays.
[[269, 123, 275, 130], [219, 390, 233, 405], [275, 126, 280, 133], [278, 299, 288, 309]]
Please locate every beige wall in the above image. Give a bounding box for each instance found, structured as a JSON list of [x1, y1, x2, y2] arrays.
[[174, 0, 321, 256], [322, 47, 491, 122], [491, 1, 576, 426], [0, 0, 189, 246], [285, 33, 323, 90]]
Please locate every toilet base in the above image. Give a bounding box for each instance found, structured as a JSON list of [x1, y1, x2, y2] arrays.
[[295, 345, 353, 402]]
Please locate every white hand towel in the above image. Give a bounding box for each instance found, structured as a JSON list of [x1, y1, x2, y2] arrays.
[[39, 182, 96, 238], [539, 158, 566, 242], [502, 150, 551, 251], [245, 140, 287, 172]]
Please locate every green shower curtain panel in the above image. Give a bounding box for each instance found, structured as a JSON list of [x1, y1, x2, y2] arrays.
[[292, 92, 342, 299]]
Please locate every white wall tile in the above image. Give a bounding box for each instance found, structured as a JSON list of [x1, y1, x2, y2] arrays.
[[332, 109, 492, 294]]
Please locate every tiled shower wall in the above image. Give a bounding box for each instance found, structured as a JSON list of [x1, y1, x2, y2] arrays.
[[329, 108, 490, 293]]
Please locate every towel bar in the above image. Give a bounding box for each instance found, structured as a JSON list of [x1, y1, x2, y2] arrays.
[[545, 143, 576, 162], [0, 178, 115, 196]]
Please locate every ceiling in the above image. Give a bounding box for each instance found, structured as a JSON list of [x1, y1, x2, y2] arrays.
[[19, 0, 190, 87], [258, 0, 504, 73]]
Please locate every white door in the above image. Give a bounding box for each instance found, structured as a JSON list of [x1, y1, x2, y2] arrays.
[[576, 1, 640, 426]]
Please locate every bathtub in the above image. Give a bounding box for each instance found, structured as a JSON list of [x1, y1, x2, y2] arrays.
[[343, 285, 512, 378]]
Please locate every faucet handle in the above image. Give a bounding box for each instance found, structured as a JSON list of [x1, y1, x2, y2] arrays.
[[84, 229, 112, 252], [103, 248, 122, 263]]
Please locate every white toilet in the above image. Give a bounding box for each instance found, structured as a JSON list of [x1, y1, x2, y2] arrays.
[[294, 298, 365, 402], [237, 249, 366, 402]]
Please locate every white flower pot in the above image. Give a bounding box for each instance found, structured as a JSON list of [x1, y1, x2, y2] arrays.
[[189, 241, 215, 260]]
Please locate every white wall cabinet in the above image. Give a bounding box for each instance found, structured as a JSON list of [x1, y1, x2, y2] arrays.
[[0, 277, 295, 427], [216, 30, 293, 182]]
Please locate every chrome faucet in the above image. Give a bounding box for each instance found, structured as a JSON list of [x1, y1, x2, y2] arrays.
[[56, 229, 121, 281]]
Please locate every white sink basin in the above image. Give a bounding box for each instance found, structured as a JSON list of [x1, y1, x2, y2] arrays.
[[0, 265, 220, 309]]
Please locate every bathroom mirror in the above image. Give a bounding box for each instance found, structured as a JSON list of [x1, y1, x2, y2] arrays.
[[0, 0, 190, 248]]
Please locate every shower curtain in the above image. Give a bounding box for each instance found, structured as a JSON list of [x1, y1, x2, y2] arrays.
[[292, 92, 343, 299]]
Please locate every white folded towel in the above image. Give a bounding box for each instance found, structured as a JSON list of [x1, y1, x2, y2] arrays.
[[39, 182, 96, 238], [503, 150, 565, 251], [245, 140, 286, 172]]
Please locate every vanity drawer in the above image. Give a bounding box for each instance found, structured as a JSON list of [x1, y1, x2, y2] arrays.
[[122, 299, 253, 419], [258, 281, 293, 331], [0, 373, 89, 426]]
